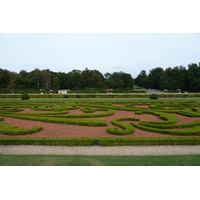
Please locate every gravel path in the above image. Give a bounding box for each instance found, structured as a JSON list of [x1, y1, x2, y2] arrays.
[[0, 145, 200, 155]]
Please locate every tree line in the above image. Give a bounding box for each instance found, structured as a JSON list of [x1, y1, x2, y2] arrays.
[[0, 68, 134, 93], [1, 62, 199, 93], [134, 62, 200, 92]]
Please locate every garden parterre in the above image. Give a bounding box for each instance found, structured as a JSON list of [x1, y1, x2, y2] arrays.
[[1, 100, 200, 145]]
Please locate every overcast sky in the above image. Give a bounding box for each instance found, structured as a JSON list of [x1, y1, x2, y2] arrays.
[[0, 33, 200, 78]]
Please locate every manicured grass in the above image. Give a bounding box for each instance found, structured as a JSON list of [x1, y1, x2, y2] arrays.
[[0, 154, 200, 166]]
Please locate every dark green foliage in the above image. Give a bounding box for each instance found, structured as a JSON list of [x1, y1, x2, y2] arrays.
[[150, 94, 158, 99], [2, 61, 200, 93], [21, 93, 30, 100]]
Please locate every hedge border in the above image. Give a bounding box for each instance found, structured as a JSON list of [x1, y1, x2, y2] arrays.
[[4, 114, 107, 127], [0, 137, 200, 146]]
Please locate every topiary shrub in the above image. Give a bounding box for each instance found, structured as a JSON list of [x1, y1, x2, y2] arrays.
[[21, 93, 30, 100], [150, 94, 158, 99]]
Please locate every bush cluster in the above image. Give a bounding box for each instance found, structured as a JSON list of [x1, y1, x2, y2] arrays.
[[21, 93, 30, 100], [150, 94, 158, 99]]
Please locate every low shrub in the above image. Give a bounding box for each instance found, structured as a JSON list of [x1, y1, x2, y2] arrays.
[[21, 93, 30, 100], [150, 94, 158, 99]]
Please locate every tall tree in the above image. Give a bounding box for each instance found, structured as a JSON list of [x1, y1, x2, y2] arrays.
[[0, 68, 10, 88], [134, 70, 148, 88], [42, 69, 52, 90], [187, 63, 200, 92], [29, 68, 42, 89], [148, 67, 163, 89]]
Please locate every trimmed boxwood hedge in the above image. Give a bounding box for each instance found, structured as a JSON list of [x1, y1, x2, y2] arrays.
[[0, 121, 42, 135], [2, 100, 200, 139], [80, 107, 96, 113], [139, 119, 200, 129], [106, 117, 140, 135], [0, 137, 200, 146], [132, 122, 200, 135], [140, 112, 179, 125], [5, 114, 107, 127], [52, 109, 115, 118]]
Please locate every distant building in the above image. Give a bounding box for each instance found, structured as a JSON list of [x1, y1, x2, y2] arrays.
[[58, 90, 70, 95]]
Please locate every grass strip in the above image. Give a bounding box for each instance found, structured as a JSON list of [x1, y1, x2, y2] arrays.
[[0, 154, 200, 166]]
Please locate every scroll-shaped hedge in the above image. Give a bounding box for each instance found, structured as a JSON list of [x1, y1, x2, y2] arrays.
[[139, 119, 200, 129], [0, 119, 42, 135], [106, 117, 140, 135], [178, 109, 200, 117], [132, 122, 200, 135], [141, 112, 179, 125]]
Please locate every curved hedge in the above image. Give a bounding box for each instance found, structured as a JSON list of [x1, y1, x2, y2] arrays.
[[140, 112, 179, 125], [2, 100, 200, 138], [132, 122, 200, 135], [106, 117, 140, 135], [0, 121, 42, 135], [139, 120, 200, 129]]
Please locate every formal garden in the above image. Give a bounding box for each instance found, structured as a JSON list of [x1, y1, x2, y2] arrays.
[[1, 97, 200, 146]]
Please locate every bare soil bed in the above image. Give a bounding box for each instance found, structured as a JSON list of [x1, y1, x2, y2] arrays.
[[1, 107, 200, 138]]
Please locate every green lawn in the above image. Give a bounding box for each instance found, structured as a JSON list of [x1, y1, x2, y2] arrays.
[[0, 154, 199, 166]]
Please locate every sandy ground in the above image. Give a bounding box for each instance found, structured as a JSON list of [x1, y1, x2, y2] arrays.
[[0, 145, 200, 155]]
